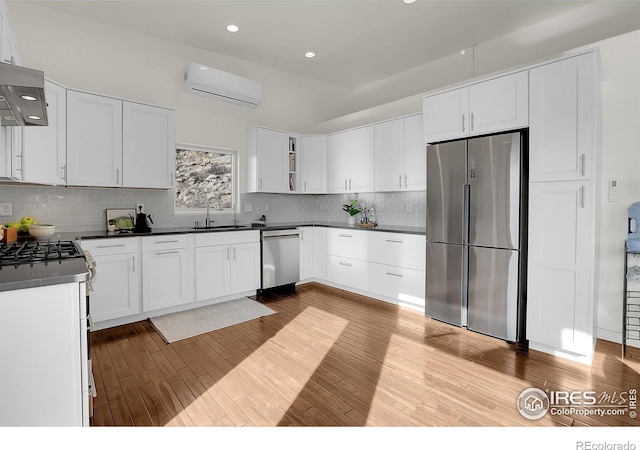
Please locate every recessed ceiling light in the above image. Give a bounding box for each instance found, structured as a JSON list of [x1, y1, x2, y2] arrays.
[[460, 50, 466, 55], [20, 95, 38, 101], [305, 51, 316, 58], [227, 24, 239, 33], [27, 115, 41, 120], [403, 0, 417, 4]]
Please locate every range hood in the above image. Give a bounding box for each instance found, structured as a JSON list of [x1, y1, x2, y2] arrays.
[[0, 63, 48, 126]]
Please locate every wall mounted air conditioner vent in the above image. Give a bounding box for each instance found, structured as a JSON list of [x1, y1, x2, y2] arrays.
[[183, 62, 263, 107]]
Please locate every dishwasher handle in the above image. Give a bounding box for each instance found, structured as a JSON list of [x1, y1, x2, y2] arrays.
[[261, 229, 300, 241]]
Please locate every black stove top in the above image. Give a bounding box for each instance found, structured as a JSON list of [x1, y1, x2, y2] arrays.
[[0, 240, 84, 269]]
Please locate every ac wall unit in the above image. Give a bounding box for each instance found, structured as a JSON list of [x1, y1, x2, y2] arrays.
[[183, 62, 263, 107]]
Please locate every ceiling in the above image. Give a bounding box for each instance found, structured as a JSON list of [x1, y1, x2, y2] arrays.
[[18, 1, 640, 89]]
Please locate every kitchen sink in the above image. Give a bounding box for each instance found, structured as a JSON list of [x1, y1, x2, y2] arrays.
[[192, 224, 250, 231]]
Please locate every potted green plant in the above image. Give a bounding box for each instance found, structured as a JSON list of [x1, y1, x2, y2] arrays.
[[342, 199, 361, 225]]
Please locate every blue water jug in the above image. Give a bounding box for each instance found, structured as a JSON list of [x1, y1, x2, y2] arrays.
[[627, 201, 640, 251]]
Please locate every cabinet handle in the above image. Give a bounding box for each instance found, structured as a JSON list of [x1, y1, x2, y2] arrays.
[[399, 174, 402, 188], [386, 239, 403, 244], [344, 179, 347, 191], [339, 234, 352, 238], [97, 244, 126, 248], [304, 181, 307, 192], [131, 257, 135, 273], [581, 154, 586, 177], [226, 248, 230, 260], [61, 165, 67, 182], [471, 113, 475, 131], [15, 154, 22, 172], [156, 251, 179, 256], [116, 168, 120, 184], [462, 114, 466, 132], [580, 185, 585, 209], [349, 178, 351, 191], [405, 174, 408, 188], [339, 262, 352, 267], [170, 172, 174, 186], [386, 272, 403, 278], [155, 240, 179, 244], [233, 246, 236, 260]]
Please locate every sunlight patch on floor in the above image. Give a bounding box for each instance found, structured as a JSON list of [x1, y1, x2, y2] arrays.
[[205, 305, 349, 425]]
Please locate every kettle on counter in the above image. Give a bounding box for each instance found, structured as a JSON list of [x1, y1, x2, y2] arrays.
[[134, 206, 153, 233]]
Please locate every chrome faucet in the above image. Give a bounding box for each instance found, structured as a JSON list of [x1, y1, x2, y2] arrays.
[[205, 195, 224, 227]]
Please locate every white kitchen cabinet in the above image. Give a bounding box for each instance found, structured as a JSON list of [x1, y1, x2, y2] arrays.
[[314, 227, 327, 280], [0, 2, 19, 65], [66, 90, 123, 187], [422, 71, 528, 143], [299, 226, 314, 280], [142, 236, 192, 312], [22, 80, 67, 185], [529, 53, 596, 182], [374, 114, 426, 192], [195, 231, 260, 302], [298, 135, 326, 193], [80, 238, 141, 323], [369, 263, 425, 309], [326, 125, 375, 193], [326, 228, 370, 291], [369, 232, 425, 271], [0, 283, 87, 426], [122, 101, 175, 188], [527, 181, 596, 361], [246, 127, 291, 193], [0, 120, 21, 180]]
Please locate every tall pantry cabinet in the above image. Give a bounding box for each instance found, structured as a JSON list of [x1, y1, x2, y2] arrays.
[[526, 51, 600, 363]]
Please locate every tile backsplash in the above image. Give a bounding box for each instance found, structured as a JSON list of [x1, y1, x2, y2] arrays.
[[0, 184, 426, 232]]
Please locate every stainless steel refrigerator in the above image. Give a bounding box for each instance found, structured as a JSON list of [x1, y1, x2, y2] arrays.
[[425, 131, 527, 343]]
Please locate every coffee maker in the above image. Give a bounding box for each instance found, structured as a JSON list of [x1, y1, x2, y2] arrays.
[[133, 206, 153, 233], [627, 201, 640, 251]]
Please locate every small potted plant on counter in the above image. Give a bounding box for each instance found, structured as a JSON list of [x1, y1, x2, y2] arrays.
[[342, 199, 361, 226]]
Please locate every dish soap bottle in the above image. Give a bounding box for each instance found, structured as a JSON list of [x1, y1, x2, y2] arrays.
[[369, 205, 377, 226]]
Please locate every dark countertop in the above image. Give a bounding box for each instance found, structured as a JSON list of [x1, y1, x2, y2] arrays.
[[62, 221, 426, 241], [0, 257, 89, 292]]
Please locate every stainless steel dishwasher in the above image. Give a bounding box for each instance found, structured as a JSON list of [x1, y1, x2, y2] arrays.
[[260, 229, 300, 292]]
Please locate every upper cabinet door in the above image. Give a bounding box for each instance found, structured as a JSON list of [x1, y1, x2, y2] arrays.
[[374, 118, 405, 192], [326, 131, 352, 193], [529, 53, 596, 182], [23, 80, 67, 185], [122, 101, 175, 189], [299, 135, 326, 193], [423, 88, 469, 144], [246, 127, 288, 193], [468, 71, 529, 137], [346, 125, 375, 193], [66, 90, 123, 187], [403, 114, 426, 191]]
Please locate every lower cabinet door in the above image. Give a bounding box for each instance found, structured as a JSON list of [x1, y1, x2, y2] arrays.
[[299, 227, 315, 280], [143, 248, 191, 312], [91, 253, 140, 322], [369, 262, 425, 308], [327, 255, 369, 291], [230, 242, 260, 294], [195, 245, 231, 302]]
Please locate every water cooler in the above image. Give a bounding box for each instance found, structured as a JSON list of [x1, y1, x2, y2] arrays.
[[627, 201, 640, 251]]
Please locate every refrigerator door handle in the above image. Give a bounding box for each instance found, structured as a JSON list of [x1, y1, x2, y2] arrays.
[[463, 184, 470, 245]]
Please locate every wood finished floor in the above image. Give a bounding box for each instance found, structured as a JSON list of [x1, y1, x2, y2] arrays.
[[90, 282, 640, 427]]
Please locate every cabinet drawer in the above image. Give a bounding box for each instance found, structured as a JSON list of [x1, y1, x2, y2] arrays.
[[369, 262, 425, 308], [79, 237, 138, 256], [326, 228, 369, 260], [195, 230, 260, 247], [141, 235, 188, 252], [327, 255, 369, 291], [369, 232, 425, 271]]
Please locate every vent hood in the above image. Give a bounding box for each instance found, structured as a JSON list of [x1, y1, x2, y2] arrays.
[[0, 63, 48, 126]]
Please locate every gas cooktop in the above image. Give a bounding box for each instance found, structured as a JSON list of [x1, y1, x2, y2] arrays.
[[0, 240, 84, 269]]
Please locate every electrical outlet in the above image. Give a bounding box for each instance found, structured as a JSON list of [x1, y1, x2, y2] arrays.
[[406, 203, 413, 213], [244, 203, 253, 213], [264, 204, 270, 212], [136, 203, 144, 213], [0, 202, 12, 216]]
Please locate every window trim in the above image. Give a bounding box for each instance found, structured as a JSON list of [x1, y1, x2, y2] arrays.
[[174, 142, 239, 215]]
